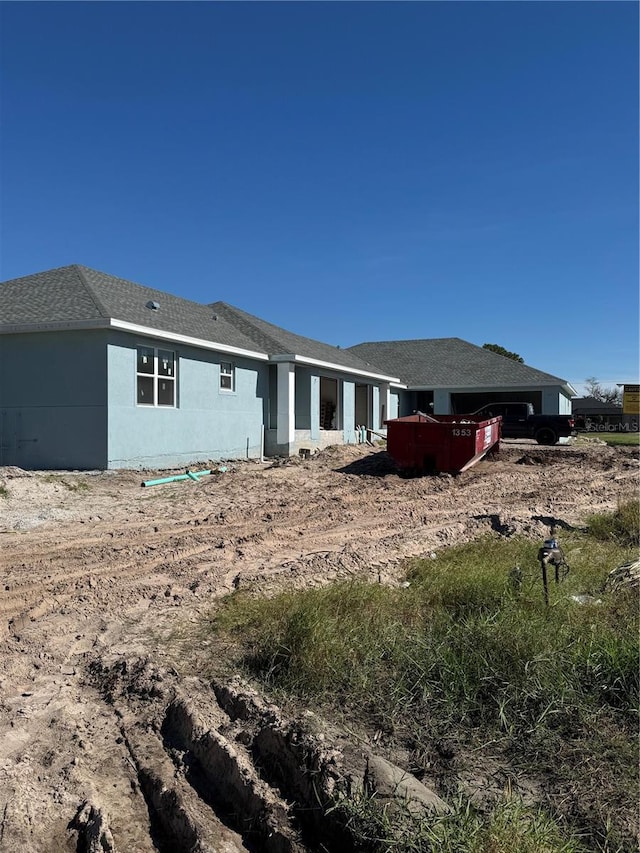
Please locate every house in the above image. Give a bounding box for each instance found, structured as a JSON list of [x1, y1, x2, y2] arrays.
[[0, 265, 401, 470], [1, 265, 580, 471], [347, 338, 575, 417]]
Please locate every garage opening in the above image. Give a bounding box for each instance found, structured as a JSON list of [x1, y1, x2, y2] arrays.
[[451, 391, 542, 414], [415, 391, 434, 414]]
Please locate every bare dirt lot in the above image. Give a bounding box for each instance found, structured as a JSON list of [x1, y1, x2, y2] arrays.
[[0, 440, 637, 852]]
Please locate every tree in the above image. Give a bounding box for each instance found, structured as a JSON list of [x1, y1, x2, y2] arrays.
[[584, 377, 622, 406], [482, 343, 524, 363]]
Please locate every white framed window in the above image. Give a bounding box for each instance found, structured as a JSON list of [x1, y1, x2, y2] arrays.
[[220, 361, 235, 392], [137, 346, 176, 407]]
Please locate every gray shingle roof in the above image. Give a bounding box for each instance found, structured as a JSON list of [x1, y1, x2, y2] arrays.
[[0, 266, 103, 324], [208, 301, 394, 377], [0, 265, 263, 352], [348, 338, 570, 389], [0, 265, 397, 378], [572, 397, 622, 414]]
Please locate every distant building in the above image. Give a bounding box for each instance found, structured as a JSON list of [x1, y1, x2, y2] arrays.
[[571, 397, 638, 432]]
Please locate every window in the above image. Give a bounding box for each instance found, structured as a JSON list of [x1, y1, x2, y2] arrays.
[[220, 361, 235, 392], [137, 346, 176, 406]]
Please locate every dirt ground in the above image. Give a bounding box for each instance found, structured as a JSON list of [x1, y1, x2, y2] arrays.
[[0, 439, 637, 852]]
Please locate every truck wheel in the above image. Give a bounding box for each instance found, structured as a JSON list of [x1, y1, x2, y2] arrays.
[[535, 427, 557, 446]]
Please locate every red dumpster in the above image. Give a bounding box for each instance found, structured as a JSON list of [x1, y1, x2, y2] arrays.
[[383, 414, 502, 474]]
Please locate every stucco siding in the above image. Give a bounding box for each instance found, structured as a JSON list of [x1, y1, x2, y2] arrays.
[[0, 331, 107, 469], [558, 392, 572, 415], [342, 380, 355, 444], [106, 332, 267, 468], [433, 389, 452, 414], [371, 386, 381, 431], [389, 390, 400, 420], [542, 387, 574, 415]]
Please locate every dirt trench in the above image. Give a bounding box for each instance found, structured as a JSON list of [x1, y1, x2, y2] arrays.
[[0, 440, 637, 851]]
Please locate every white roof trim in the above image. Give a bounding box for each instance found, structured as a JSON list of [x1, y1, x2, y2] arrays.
[[409, 382, 576, 396], [270, 352, 400, 383], [0, 318, 269, 361], [109, 320, 269, 360]]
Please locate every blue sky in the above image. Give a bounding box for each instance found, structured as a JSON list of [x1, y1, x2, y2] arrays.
[[1, 1, 638, 392]]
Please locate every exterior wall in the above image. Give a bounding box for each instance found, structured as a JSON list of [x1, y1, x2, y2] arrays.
[[433, 389, 452, 414], [342, 380, 356, 444], [355, 382, 396, 431], [541, 387, 573, 415], [371, 386, 381, 431], [264, 429, 344, 457], [389, 390, 400, 420], [0, 325, 394, 468], [268, 364, 278, 429], [558, 392, 572, 415], [264, 370, 367, 456], [0, 331, 108, 469], [276, 362, 295, 449], [106, 331, 268, 469], [294, 366, 322, 437], [310, 374, 320, 440]]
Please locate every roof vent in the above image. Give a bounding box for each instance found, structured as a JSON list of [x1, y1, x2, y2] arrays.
[[146, 300, 160, 311]]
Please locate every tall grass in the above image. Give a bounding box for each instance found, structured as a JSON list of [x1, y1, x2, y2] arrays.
[[203, 508, 639, 851], [214, 537, 637, 728], [335, 791, 588, 853], [586, 499, 639, 546]]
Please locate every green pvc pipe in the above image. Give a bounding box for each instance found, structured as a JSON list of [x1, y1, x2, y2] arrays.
[[141, 469, 212, 487]]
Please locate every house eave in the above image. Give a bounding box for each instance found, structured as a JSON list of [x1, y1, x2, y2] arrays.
[[407, 381, 576, 396], [109, 320, 269, 360], [269, 352, 400, 383], [0, 318, 270, 361]]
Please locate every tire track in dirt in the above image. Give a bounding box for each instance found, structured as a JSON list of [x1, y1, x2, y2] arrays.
[[0, 443, 637, 851], [1, 445, 636, 629]]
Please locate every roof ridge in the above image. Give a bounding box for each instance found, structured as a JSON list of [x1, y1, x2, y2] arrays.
[[209, 302, 288, 353], [351, 336, 463, 347], [75, 265, 225, 315], [74, 265, 111, 318], [347, 338, 569, 387]]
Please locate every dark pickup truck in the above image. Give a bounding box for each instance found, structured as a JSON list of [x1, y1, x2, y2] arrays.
[[468, 403, 575, 445]]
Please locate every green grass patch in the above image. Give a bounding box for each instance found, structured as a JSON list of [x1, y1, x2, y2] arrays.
[[586, 499, 639, 546], [335, 792, 588, 853], [0, 485, 9, 499], [577, 431, 640, 446], [198, 506, 639, 851], [41, 474, 90, 492], [61, 479, 90, 492]]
